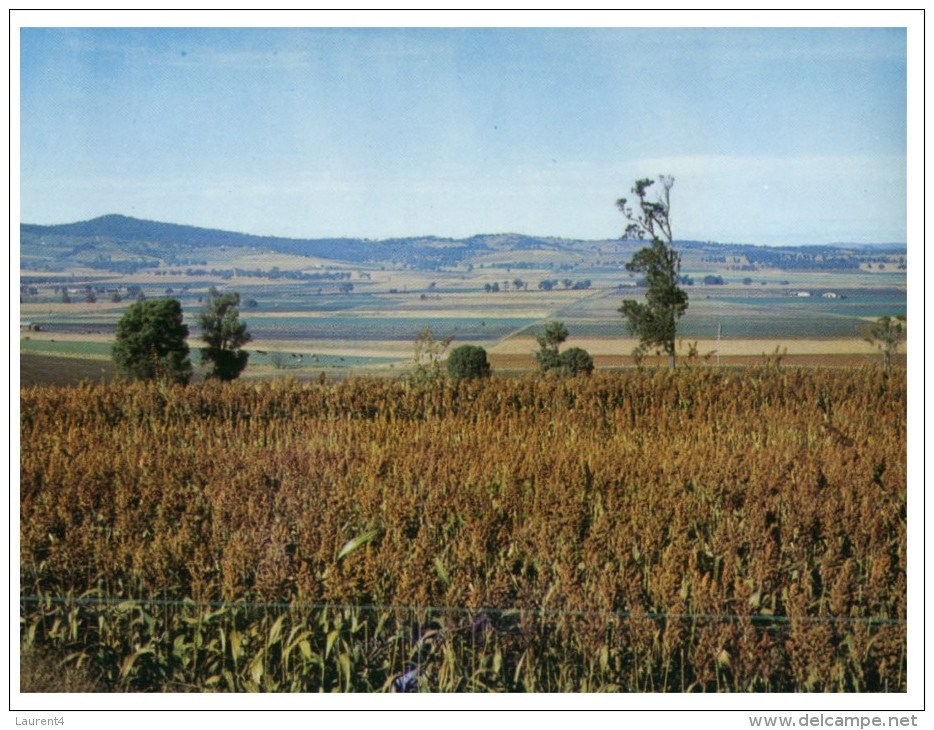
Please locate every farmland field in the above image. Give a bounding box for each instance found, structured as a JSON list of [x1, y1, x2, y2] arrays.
[[18, 226, 910, 692], [19, 264, 906, 385], [20, 368, 906, 692]]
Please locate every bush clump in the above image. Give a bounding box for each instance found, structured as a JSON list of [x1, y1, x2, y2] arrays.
[[446, 344, 491, 380], [556, 346, 594, 376]]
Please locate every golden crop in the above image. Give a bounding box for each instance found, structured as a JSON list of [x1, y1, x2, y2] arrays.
[[20, 367, 906, 691]]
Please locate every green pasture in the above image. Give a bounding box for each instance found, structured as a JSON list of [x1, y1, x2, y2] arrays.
[[240, 314, 536, 343], [19, 337, 402, 370], [19, 339, 112, 359], [247, 351, 402, 369]]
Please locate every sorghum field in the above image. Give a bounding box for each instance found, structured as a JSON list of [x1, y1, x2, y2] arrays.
[[20, 367, 907, 692]]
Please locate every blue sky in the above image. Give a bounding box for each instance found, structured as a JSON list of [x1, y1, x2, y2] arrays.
[[19, 26, 908, 245]]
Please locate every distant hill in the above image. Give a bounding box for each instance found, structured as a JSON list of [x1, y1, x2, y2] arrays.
[[22, 213, 387, 263], [20, 214, 906, 274], [20, 214, 614, 272]]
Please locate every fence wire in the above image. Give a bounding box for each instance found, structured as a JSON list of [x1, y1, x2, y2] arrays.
[[19, 593, 906, 626]]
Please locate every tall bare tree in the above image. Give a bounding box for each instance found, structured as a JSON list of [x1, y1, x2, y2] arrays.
[[617, 176, 688, 368]]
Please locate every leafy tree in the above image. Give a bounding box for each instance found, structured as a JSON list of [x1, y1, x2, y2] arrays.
[[112, 298, 192, 384], [616, 176, 688, 368], [532, 321, 594, 377], [447, 344, 492, 380], [534, 320, 569, 373], [198, 288, 252, 381], [557, 347, 594, 376], [864, 315, 906, 371], [536, 320, 568, 349]]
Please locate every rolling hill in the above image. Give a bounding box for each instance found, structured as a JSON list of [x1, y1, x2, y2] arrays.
[[20, 214, 905, 275]]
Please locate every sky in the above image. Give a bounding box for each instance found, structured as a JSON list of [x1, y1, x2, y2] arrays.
[[18, 22, 910, 245]]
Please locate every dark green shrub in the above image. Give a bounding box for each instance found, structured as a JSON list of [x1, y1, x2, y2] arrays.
[[446, 344, 491, 380], [112, 298, 191, 384], [199, 288, 252, 381], [558, 347, 594, 376]]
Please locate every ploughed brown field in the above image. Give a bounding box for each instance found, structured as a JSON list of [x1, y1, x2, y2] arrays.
[[20, 335, 903, 388]]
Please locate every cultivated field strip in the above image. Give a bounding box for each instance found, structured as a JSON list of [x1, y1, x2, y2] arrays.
[[20, 368, 906, 691]]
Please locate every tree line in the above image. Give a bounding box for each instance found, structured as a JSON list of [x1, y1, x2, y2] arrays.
[[112, 288, 252, 385]]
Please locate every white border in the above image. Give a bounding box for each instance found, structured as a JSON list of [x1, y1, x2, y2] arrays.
[[8, 8, 926, 725]]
